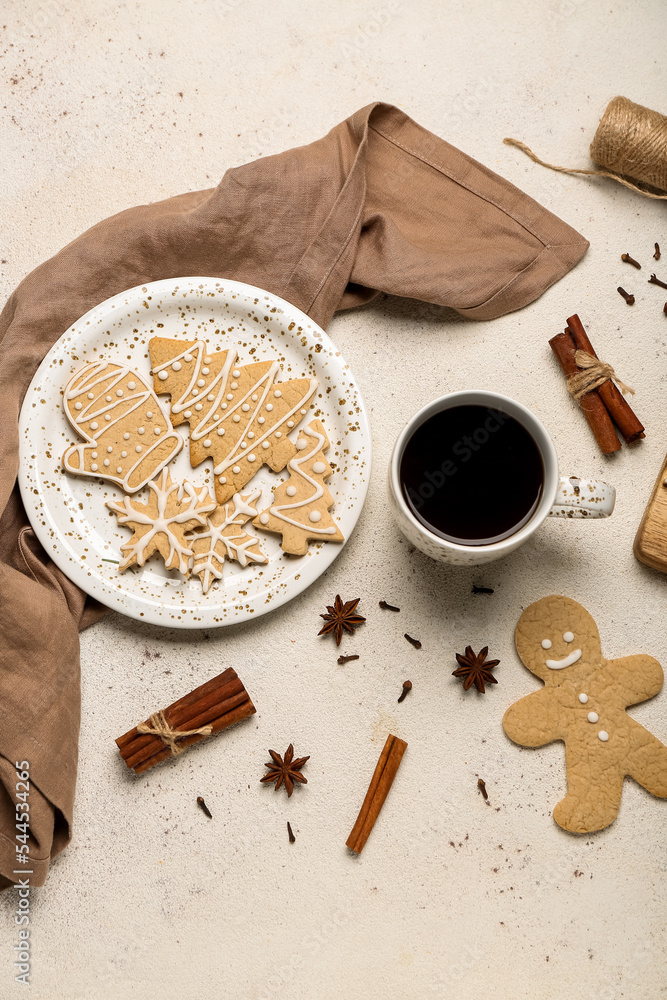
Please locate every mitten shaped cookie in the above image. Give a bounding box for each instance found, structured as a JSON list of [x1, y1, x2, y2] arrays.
[[107, 469, 216, 574], [149, 337, 317, 504], [62, 360, 183, 492], [253, 420, 344, 556], [503, 595, 667, 833]]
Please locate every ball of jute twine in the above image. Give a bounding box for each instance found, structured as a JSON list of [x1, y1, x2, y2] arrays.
[[504, 96, 667, 199]]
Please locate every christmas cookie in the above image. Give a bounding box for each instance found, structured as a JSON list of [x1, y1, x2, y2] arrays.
[[190, 487, 267, 593], [62, 360, 183, 492], [107, 469, 216, 574], [503, 595, 667, 833], [253, 420, 344, 556], [148, 337, 317, 505]]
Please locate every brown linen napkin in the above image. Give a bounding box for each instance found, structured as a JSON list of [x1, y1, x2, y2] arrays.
[[0, 101, 588, 889]]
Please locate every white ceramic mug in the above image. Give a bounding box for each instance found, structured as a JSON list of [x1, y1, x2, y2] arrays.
[[388, 390, 615, 566]]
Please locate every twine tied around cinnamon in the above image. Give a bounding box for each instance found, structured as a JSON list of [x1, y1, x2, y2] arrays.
[[505, 96, 667, 200], [566, 349, 634, 403], [137, 710, 213, 756]]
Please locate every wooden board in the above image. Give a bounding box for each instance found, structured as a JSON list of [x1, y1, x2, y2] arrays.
[[634, 454, 667, 572]]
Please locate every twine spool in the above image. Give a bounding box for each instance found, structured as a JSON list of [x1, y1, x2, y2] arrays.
[[504, 96, 667, 199]]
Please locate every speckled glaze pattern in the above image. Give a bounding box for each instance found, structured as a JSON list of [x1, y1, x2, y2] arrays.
[[18, 277, 371, 627]]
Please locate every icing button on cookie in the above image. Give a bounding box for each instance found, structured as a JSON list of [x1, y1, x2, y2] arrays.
[[598, 731, 609, 742], [587, 712, 599, 723], [579, 693, 588, 704]]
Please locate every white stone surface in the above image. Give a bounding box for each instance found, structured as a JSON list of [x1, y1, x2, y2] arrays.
[[2, 1, 667, 997]]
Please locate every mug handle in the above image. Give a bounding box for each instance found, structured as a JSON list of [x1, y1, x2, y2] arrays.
[[548, 476, 615, 519]]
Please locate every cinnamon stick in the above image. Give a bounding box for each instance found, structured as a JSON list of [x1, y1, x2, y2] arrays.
[[116, 667, 256, 774], [566, 314, 644, 442], [549, 331, 621, 454], [346, 734, 407, 854]]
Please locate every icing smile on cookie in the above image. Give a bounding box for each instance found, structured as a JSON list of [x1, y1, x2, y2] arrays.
[[545, 649, 582, 670]]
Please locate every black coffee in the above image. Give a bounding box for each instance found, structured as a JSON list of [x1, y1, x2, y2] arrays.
[[400, 405, 543, 545]]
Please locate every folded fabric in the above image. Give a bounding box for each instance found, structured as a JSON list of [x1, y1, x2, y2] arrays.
[[0, 100, 588, 889]]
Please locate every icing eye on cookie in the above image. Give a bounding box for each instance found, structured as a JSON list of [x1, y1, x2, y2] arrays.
[[563, 631, 575, 643], [541, 639, 552, 649]]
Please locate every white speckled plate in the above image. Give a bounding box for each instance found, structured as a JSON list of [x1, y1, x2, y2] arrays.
[[18, 278, 371, 628]]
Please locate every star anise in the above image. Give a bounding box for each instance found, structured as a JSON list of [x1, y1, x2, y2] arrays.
[[260, 744, 309, 797], [452, 646, 500, 693], [318, 595, 366, 645]]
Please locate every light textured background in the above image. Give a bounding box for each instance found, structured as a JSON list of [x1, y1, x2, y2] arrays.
[[2, 1, 667, 998]]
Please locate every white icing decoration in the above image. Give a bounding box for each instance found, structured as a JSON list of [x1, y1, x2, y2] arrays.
[[300, 408, 307, 414], [248, 454, 256, 462], [184, 410, 192, 418], [598, 731, 609, 742], [147, 411, 153, 418], [74, 402, 82, 410], [260, 512, 269, 524], [103, 459, 110, 467], [545, 649, 582, 669], [204, 439, 212, 448], [107, 446, 113, 453], [204, 356, 212, 364], [587, 712, 599, 723], [172, 361, 182, 371], [136, 445, 142, 453], [138, 427, 145, 435], [190, 487, 267, 592], [274, 390, 282, 398], [286, 485, 297, 496], [287, 420, 294, 428], [154, 427, 161, 435], [247, 432, 254, 439], [104, 413, 111, 421], [127, 382, 136, 390], [197, 379, 206, 388], [121, 451, 127, 458], [232, 465, 241, 474], [105, 395, 112, 402], [195, 403, 203, 411], [217, 428, 225, 435], [309, 511, 321, 522], [107, 470, 215, 575], [563, 631, 575, 643], [219, 477, 226, 484], [91, 452, 97, 459], [262, 442, 270, 450], [264, 423, 338, 537], [116, 466, 122, 473], [541, 639, 552, 649], [275, 431, 281, 438], [116, 389, 123, 397], [184, 353, 193, 362], [312, 461, 326, 474], [579, 693, 588, 704], [202, 367, 210, 375], [123, 433, 130, 440], [87, 392, 94, 399], [90, 422, 98, 430], [150, 339, 317, 477], [158, 371, 168, 381], [91, 463, 98, 471]]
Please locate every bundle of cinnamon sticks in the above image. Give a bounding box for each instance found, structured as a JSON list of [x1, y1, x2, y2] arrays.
[[116, 667, 256, 774], [549, 313, 644, 454]]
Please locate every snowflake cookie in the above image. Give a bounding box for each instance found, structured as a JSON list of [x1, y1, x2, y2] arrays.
[[107, 469, 216, 574], [190, 488, 267, 593]]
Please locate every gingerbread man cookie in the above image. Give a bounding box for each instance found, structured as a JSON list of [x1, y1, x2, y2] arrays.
[[148, 337, 317, 505], [503, 595, 667, 833]]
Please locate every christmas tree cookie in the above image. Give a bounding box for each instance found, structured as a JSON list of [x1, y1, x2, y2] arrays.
[[191, 488, 267, 593], [148, 337, 317, 505], [107, 469, 216, 574], [253, 420, 344, 556]]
